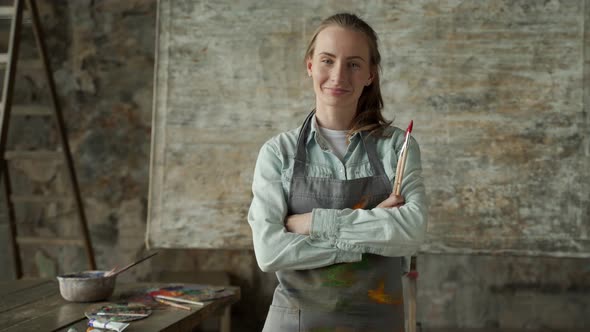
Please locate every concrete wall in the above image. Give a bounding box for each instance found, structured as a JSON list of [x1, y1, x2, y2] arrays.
[[0, 1, 588, 330]]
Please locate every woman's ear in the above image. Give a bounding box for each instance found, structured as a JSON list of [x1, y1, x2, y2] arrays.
[[306, 58, 313, 77], [367, 67, 376, 85]]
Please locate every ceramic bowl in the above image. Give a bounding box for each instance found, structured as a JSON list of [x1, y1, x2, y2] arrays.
[[56, 270, 116, 302]]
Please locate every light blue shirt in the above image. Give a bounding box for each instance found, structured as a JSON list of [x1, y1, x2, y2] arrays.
[[248, 116, 428, 273]]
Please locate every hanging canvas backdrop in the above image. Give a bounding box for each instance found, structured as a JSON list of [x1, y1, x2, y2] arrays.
[[147, 0, 590, 258]]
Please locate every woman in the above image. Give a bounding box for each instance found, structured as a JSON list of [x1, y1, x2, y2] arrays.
[[248, 13, 427, 331]]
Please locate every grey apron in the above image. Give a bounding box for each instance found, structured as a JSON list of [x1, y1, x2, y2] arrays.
[[263, 111, 405, 332]]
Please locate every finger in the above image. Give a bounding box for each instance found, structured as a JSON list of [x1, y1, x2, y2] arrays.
[[377, 195, 405, 208], [377, 198, 399, 208], [380, 203, 404, 209], [389, 195, 405, 205]]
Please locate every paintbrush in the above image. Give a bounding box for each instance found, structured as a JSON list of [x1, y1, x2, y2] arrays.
[[393, 121, 417, 332], [104, 252, 158, 277], [154, 298, 192, 311], [154, 294, 205, 306], [95, 312, 150, 317], [393, 120, 413, 195], [352, 120, 414, 210]]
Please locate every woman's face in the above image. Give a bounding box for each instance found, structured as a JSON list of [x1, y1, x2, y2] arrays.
[[307, 26, 374, 114]]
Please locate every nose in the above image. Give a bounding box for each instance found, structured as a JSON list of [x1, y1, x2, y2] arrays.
[[330, 61, 347, 83]]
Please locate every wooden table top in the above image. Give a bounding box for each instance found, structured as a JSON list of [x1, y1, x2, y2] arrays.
[[0, 279, 240, 332]]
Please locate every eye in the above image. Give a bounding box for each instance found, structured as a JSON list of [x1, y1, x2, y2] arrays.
[[321, 58, 333, 64], [349, 62, 361, 69]]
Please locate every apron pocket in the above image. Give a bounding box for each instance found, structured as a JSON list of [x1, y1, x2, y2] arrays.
[[262, 305, 300, 332]]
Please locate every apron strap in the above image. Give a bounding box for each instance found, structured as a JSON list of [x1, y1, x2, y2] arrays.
[[360, 131, 387, 177], [293, 110, 315, 177]]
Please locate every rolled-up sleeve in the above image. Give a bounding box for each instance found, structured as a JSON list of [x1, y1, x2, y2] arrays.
[[248, 140, 362, 273]]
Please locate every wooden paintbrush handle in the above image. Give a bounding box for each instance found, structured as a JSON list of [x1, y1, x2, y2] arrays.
[[393, 145, 409, 195], [407, 256, 418, 332], [408, 277, 417, 332], [106, 252, 158, 277]]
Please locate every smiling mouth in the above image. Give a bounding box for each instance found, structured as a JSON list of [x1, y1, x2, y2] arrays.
[[324, 87, 350, 96]]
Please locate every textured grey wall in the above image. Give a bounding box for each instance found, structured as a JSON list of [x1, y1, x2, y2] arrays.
[[0, 1, 588, 330], [148, 0, 589, 257]]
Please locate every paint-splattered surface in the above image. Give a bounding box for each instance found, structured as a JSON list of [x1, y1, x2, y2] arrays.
[[148, 0, 589, 257]]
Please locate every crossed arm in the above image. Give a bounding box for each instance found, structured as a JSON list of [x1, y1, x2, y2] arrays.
[[284, 194, 406, 235], [248, 137, 427, 273]]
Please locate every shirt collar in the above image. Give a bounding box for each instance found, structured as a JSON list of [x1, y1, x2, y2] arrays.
[[306, 114, 361, 147]]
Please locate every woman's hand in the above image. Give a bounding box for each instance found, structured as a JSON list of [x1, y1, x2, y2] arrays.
[[285, 212, 312, 235], [377, 193, 405, 209]]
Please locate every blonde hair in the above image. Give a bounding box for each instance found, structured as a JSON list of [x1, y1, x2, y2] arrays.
[[304, 13, 392, 137]]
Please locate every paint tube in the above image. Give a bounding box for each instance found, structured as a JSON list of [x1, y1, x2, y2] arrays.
[[87, 318, 129, 332]]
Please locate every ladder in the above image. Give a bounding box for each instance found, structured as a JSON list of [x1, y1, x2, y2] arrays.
[[0, 0, 96, 279]]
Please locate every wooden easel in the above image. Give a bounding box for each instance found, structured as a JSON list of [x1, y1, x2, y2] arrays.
[[0, 0, 95, 279]]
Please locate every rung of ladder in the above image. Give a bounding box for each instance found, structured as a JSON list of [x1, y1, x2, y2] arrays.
[[12, 105, 52, 116], [0, 6, 13, 17], [10, 194, 71, 203], [4, 150, 63, 160], [0, 6, 16, 18], [0, 103, 53, 116], [19, 59, 43, 69], [0, 55, 42, 69], [16, 236, 85, 246], [0, 6, 30, 20]]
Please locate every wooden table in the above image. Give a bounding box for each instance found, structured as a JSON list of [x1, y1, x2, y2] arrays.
[[0, 279, 240, 332]]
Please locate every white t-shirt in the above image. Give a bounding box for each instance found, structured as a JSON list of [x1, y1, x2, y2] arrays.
[[317, 125, 349, 161]]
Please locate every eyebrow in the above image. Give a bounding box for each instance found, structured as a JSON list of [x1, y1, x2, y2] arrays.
[[318, 52, 367, 62]]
